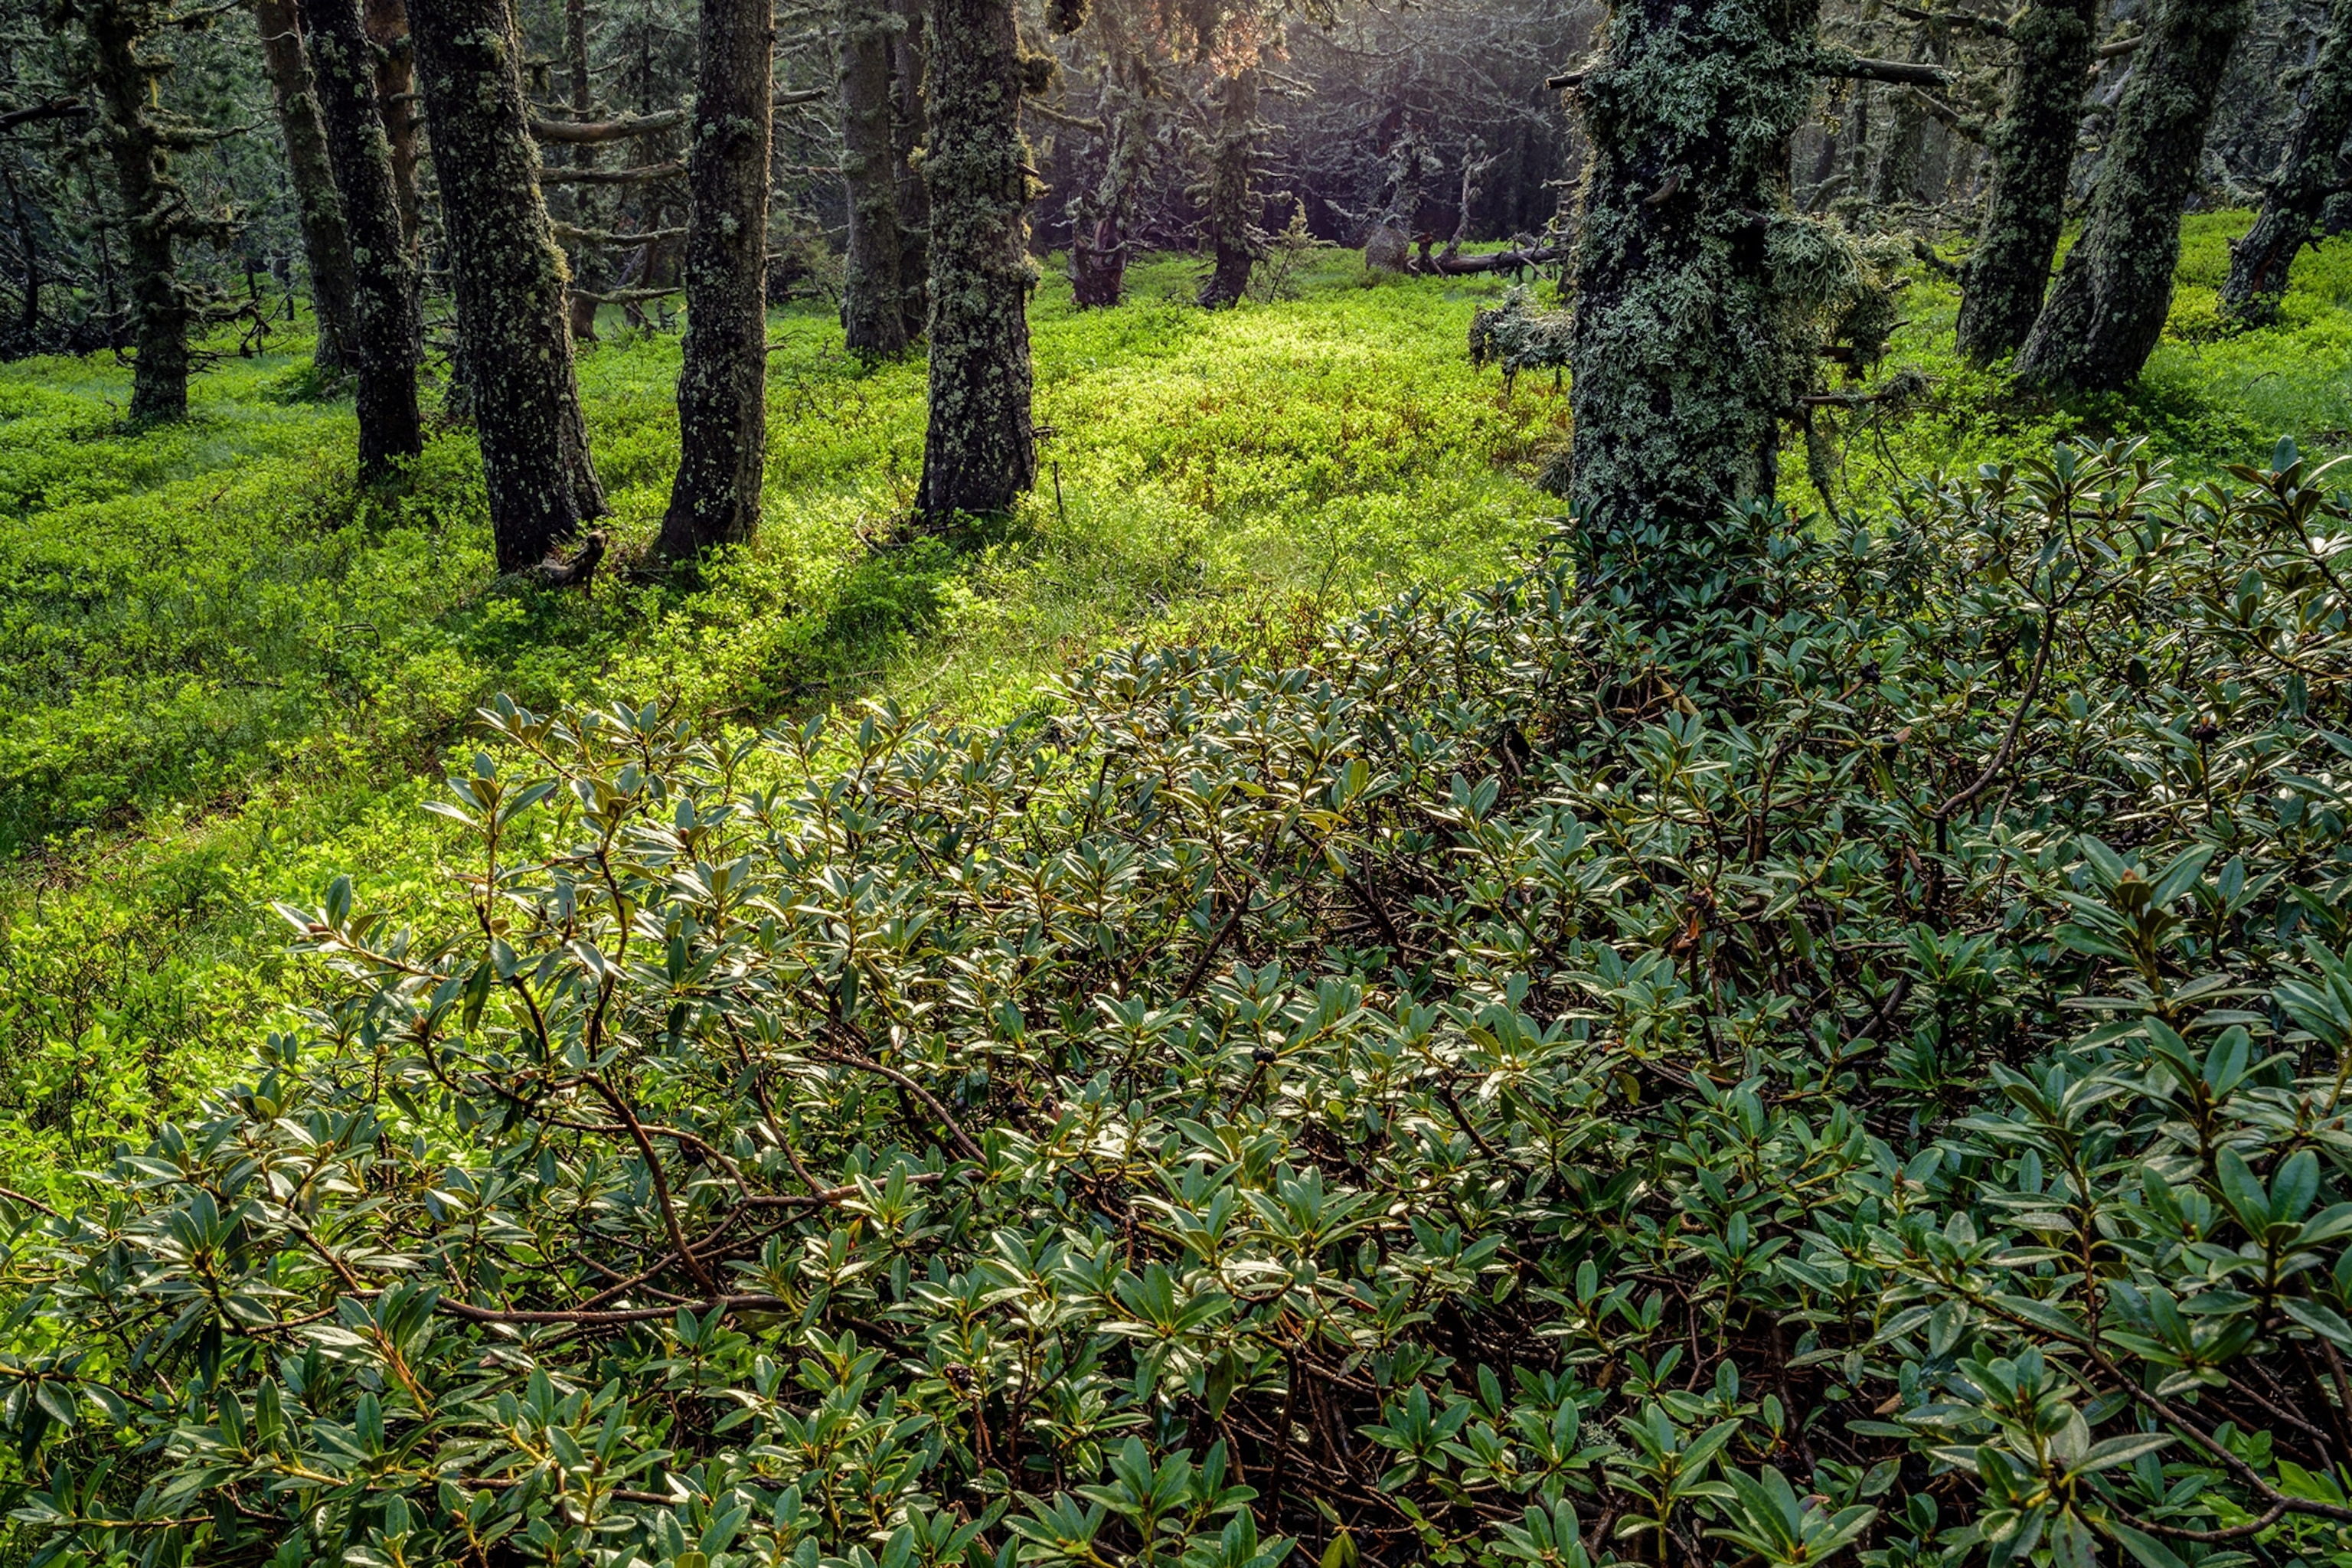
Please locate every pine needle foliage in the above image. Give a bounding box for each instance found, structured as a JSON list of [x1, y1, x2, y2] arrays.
[[5, 438, 2352, 1568]]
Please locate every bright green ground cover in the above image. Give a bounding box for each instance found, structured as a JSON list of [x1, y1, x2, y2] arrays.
[[1, 225, 2347, 1192]]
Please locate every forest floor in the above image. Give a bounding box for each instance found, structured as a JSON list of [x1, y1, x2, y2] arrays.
[[2, 217, 2348, 1191]]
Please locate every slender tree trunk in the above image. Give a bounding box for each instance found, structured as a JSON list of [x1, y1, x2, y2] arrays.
[[2221, 0, 2352, 325], [1070, 66, 1149, 308], [2014, 0, 2252, 390], [840, 0, 909, 356], [253, 0, 360, 369], [889, 0, 931, 339], [655, 0, 773, 557], [361, 0, 421, 250], [916, 0, 1035, 518], [1195, 67, 1259, 309], [1563, 0, 1824, 536], [563, 0, 601, 342], [1953, 0, 2097, 362], [81, 0, 194, 421], [1870, 24, 1942, 204], [303, 0, 422, 475], [410, 0, 606, 569], [2, 161, 37, 345]]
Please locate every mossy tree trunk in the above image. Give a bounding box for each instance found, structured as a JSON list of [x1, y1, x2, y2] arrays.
[[1952, 0, 2096, 362], [655, 0, 772, 557], [303, 0, 421, 475], [2013, 0, 2252, 390], [561, 0, 601, 342], [1869, 22, 1942, 205], [890, 0, 932, 335], [2220, 0, 2352, 325], [410, 0, 606, 570], [1194, 66, 1259, 309], [840, 0, 909, 356], [1563, 0, 1823, 537], [362, 0, 421, 250], [916, 0, 1036, 518], [1070, 64, 1152, 308], [252, 0, 360, 369]]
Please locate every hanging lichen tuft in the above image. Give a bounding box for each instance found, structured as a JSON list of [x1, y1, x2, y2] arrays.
[[1068, 57, 1161, 308], [1192, 65, 1261, 309]]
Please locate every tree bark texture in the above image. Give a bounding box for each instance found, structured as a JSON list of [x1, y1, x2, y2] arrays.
[[916, 0, 1035, 518], [1869, 24, 1942, 204], [303, 0, 423, 474], [361, 0, 422, 250], [890, 0, 931, 338], [840, 0, 909, 356], [1952, 0, 2096, 362], [656, 0, 773, 557], [410, 0, 607, 569], [253, 0, 360, 370], [79, 0, 200, 421], [1195, 67, 1259, 309], [562, 0, 602, 341], [1070, 67, 1152, 308], [2220, 0, 2352, 325], [1563, 0, 1824, 537], [2013, 0, 2252, 390]]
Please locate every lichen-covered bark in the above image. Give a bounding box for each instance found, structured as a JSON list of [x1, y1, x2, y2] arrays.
[[303, 0, 422, 475], [253, 0, 360, 370], [362, 0, 421, 249], [655, 0, 772, 557], [1563, 0, 1824, 537], [1952, 0, 2096, 363], [410, 0, 606, 569], [916, 0, 1035, 518], [561, 0, 601, 343], [890, 0, 932, 333], [1070, 65, 1153, 309], [1195, 67, 1259, 309], [2221, 0, 2352, 325], [1869, 24, 1942, 205], [2014, 0, 2252, 390], [840, 0, 909, 356]]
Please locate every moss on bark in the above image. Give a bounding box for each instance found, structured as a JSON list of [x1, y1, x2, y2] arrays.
[[1194, 67, 1260, 309], [253, 0, 360, 370], [1069, 64, 1155, 309], [841, 0, 910, 356], [2221, 0, 2352, 325], [2014, 0, 2252, 390]]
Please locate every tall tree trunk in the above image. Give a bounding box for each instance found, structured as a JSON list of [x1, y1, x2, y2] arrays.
[[2221, 0, 2352, 325], [303, 0, 422, 475], [1869, 24, 1942, 205], [80, 0, 196, 421], [1563, 0, 1824, 537], [2014, 0, 2252, 390], [889, 0, 931, 339], [1195, 67, 1259, 309], [840, 0, 909, 356], [2, 160, 38, 345], [253, 0, 360, 369], [655, 0, 772, 557], [563, 0, 601, 342], [1070, 66, 1150, 309], [916, 0, 1035, 518], [362, 0, 421, 250], [1952, 0, 2096, 362], [410, 0, 606, 570]]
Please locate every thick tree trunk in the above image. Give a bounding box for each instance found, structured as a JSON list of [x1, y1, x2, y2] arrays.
[[1195, 67, 1259, 309], [1563, 0, 1824, 537], [2220, 0, 2352, 325], [840, 0, 909, 356], [410, 0, 606, 570], [655, 0, 773, 557], [1952, 0, 2096, 362], [303, 0, 422, 475], [82, 0, 194, 421], [361, 0, 421, 250], [253, 0, 360, 370], [1070, 68, 1149, 309], [916, 0, 1035, 518], [2014, 0, 2252, 390], [890, 0, 931, 338]]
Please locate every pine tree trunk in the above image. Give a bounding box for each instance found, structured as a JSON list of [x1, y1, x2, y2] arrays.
[[1563, 0, 1824, 537], [890, 0, 931, 338], [655, 0, 772, 557], [83, 0, 193, 422], [2014, 0, 2251, 390], [410, 0, 606, 570], [1869, 25, 1942, 205], [253, 0, 360, 370], [840, 0, 909, 356], [916, 0, 1035, 518], [1070, 68, 1148, 309], [563, 0, 601, 343], [1952, 0, 2096, 362], [303, 0, 422, 475], [2221, 0, 2352, 325], [362, 0, 421, 250], [2, 162, 39, 345], [1196, 67, 1259, 309]]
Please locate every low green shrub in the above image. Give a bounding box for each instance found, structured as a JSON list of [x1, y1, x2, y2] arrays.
[[5, 437, 2351, 1568]]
